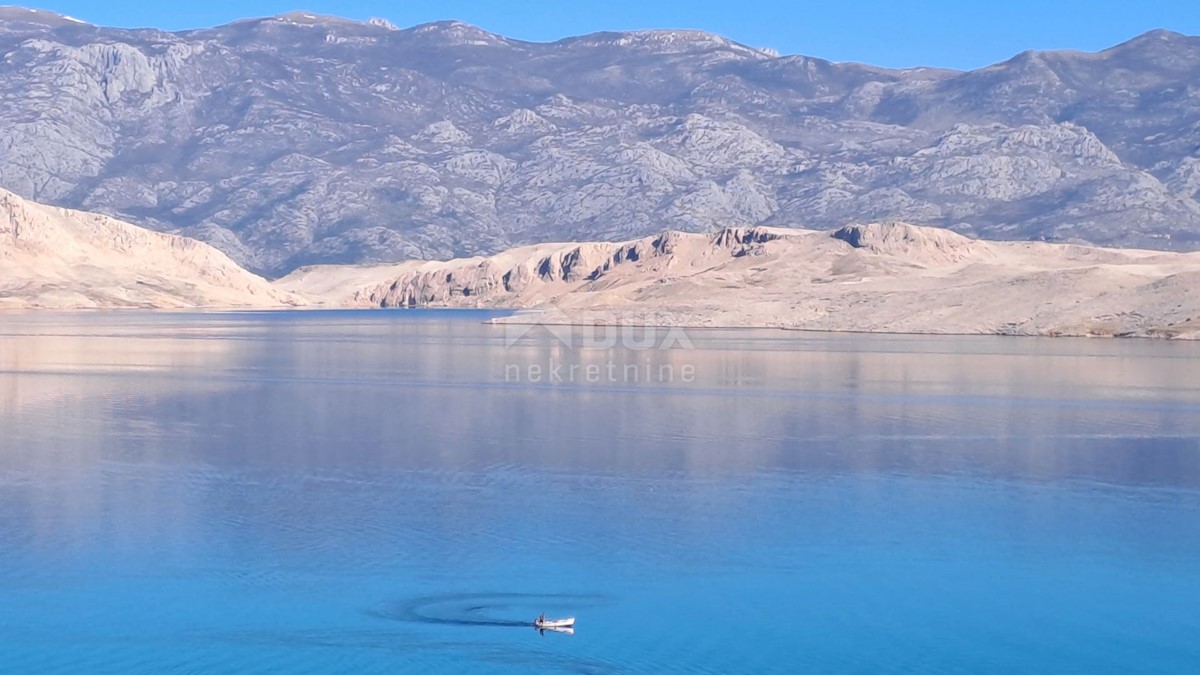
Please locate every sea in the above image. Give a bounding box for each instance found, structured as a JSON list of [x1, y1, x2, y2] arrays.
[[1, 310, 1197, 673]]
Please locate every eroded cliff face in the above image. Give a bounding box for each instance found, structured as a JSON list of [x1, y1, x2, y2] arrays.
[[278, 222, 1200, 339], [1, 11, 1199, 274], [332, 226, 795, 308], [0, 188, 301, 308]]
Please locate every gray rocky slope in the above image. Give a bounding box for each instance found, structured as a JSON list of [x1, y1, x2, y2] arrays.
[[2, 7, 1199, 276]]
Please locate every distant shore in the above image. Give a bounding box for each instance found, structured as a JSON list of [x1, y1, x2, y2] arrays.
[[7, 186, 1200, 340]]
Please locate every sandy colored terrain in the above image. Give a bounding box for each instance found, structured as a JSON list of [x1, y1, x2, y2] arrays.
[[0, 188, 301, 309], [6, 182, 1198, 339], [278, 223, 1200, 339]]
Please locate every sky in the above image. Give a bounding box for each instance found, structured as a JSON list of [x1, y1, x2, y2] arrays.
[[28, 0, 1200, 70]]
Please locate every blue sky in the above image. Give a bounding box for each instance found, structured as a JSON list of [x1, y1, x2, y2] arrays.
[[31, 0, 1200, 70]]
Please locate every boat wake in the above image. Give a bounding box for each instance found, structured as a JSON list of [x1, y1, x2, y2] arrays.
[[370, 592, 608, 628]]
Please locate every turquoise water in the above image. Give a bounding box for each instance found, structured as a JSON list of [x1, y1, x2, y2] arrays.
[[1, 310, 1198, 673]]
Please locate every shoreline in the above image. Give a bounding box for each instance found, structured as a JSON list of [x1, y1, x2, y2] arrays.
[[3, 305, 1197, 341], [485, 316, 1199, 341]]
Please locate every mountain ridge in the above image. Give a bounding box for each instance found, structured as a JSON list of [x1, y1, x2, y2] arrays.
[[1, 8, 1198, 275]]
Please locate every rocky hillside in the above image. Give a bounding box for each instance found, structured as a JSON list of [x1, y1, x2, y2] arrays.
[[0, 188, 300, 308], [279, 223, 1200, 339], [1, 9, 1199, 274]]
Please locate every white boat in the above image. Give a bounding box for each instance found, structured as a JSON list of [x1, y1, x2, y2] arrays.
[[534, 616, 575, 629]]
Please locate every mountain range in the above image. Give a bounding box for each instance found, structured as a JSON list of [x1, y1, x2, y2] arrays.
[[1, 7, 1199, 276]]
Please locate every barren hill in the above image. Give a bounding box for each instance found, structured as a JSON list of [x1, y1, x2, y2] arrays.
[[279, 222, 1200, 338], [0, 188, 300, 308]]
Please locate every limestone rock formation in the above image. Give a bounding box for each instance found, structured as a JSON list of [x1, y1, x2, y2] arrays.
[[0, 10, 1198, 274], [278, 223, 1200, 339], [831, 222, 990, 264], [0, 188, 300, 308]]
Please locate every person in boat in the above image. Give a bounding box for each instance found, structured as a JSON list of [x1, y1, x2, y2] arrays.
[[537, 613, 545, 625]]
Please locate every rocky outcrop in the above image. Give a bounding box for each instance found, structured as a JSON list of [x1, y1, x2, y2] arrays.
[[0, 12, 1198, 274], [278, 222, 1200, 339], [294, 226, 800, 308], [831, 222, 991, 264], [0, 188, 300, 308]]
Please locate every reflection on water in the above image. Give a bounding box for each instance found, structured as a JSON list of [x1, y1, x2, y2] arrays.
[[1, 310, 1199, 673]]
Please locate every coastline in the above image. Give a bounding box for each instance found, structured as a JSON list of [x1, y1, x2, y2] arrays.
[[6, 305, 1195, 341]]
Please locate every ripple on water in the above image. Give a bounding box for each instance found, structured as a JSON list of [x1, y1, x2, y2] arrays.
[[372, 591, 613, 628]]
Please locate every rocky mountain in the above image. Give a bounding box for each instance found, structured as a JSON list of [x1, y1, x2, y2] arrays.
[[0, 187, 299, 308], [278, 222, 1200, 339], [1, 8, 1199, 276]]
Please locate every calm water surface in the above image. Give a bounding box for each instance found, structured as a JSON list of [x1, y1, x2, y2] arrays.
[[1, 310, 1198, 673]]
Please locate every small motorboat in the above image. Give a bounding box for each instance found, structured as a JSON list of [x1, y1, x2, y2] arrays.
[[534, 615, 575, 629]]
